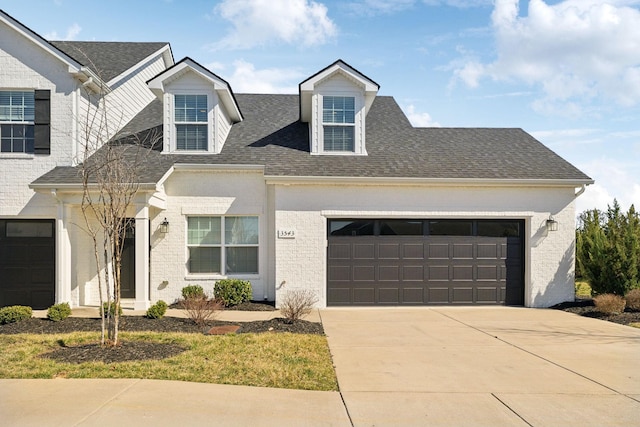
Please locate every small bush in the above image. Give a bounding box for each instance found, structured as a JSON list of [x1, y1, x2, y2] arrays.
[[102, 302, 123, 317], [181, 285, 205, 300], [47, 302, 71, 322], [180, 294, 223, 326], [214, 279, 252, 307], [146, 300, 168, 319], [593, 294, 626, 315], [625, 289, 640, 311], [0, 305, 32, 324], [279, 289, 318, 324]]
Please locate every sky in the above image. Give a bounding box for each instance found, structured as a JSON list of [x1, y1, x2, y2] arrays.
[[2, 0, 639, 215]]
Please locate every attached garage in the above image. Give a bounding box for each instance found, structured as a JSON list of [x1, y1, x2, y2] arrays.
[[327, 219, 524, 306], [0, 220, 55, 309]]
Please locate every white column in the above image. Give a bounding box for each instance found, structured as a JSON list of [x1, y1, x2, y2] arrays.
[[55, 201, 72, 305], [134, 204, 150, 310]]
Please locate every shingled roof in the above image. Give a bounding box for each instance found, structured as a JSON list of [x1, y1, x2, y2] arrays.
[[50, 41, 169, 82], [31, 93, 592, 187]]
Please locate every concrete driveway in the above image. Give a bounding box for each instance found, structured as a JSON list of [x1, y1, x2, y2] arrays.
[[320, 307, 640, 426]]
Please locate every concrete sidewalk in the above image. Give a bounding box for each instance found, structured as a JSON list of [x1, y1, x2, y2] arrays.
[[4, 307, 640, 426]]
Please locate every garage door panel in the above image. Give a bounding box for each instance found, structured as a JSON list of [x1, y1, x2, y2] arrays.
[[328, 288, 351, 305], [379, 287, 399, 303], [29, 245, 54, 263], [477, 243, 498, 259], [452, 287, 473, 303], [379, 265, 400, 281], [428, 265, 449, 281], [428, 244, 449, 259], [378, 244, 400, 259], [329, 243, 351, 259], [427, 287, 450, 303], [477, 265, 499, 281], [402, 287, 424, 303], [353, 265, 375, 281], [31, 268, 54, 284], [453, 243, 473, 259], [353, 287, 375, 304], [354, 244, 375, 259], [402, 244, 424, 259], [476, 287, 501, 303], [328, 265, 351, 281], [452, 265, 473, 281], [402, 265, 424, 281]]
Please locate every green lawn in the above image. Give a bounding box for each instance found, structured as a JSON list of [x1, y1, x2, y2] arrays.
[[0, 331, 338, 391]]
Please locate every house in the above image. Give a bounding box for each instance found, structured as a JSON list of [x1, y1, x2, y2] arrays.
[[1, 10, 593, 310]]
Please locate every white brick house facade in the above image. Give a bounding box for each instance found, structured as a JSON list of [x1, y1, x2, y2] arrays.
[[2, 10, 592, 310]]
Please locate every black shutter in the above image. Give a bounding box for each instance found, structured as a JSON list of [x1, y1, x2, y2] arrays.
[[34, 90, 50, 155]]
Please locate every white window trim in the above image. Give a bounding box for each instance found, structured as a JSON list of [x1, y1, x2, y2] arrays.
[[185, 215, 260, 278], [0, 90, 35, 155], [164, 89, 216, 154], [315, 92, 367, 156]]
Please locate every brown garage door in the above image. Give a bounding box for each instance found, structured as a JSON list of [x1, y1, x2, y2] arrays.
[[0, 220, 55, 309], [327, 219, 524, 306]]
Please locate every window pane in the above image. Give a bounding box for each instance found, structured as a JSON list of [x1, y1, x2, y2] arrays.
[[6, 222, 53, 238], [477, 221, 521, 237], [188, 217, 221, 245], [429, 220, 473, 236], [188, 247, 221, 273], [176, 124, 207, 150], [0, 91, 34, 122], [226, 247, 258, 274], [323, 96, 355, 124], [380, 220, 423, 236], [329, 220, 375, 236], [175, 94, 207, 122], [0, 124, 34, 153], [225, 216, 258, 244], [324, 126, 354, 151]]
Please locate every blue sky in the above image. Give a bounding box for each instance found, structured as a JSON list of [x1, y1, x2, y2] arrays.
[[3, 0, 639, 214]]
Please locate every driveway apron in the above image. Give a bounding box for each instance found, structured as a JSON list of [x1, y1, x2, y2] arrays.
[[320, 307, 640, 427]]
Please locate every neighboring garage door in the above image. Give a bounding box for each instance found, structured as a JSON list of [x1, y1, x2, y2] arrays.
[[327, 219, 524, 306], [0, 220, 55, 309]]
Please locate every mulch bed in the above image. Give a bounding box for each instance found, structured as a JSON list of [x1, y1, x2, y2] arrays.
[[551, 299, 640, 326], [0, 301, 321, 364]]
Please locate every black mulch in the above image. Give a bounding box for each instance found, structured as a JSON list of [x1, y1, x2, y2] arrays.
[[550, 299, 640, 326], [0, 300, 321, 364]]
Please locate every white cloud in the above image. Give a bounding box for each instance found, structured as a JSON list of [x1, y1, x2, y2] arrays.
[[423, 0, 492, 7], [576, 157, 640, 213], [210, 0, 337, 50], [344, 0, 416, 15], [454, 0, 640, 113], [224, 60, 304, 93], [45, 23, 81, 41], [404, 105, 441, 127]]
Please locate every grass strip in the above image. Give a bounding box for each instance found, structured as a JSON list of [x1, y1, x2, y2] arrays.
[[0, 331, 338, 391]]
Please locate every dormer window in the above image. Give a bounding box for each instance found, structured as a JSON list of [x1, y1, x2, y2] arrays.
[[175, 94, 207, 151], [323, 96, 355, 152]]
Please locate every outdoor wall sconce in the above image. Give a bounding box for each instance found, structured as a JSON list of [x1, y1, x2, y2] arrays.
[[160, 218, 170, 234], [546, 215, 558, 232]]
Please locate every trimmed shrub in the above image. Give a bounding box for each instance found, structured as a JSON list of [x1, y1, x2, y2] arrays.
[[146, 300, 168, 319], [214, 279, 252, 307], [181, 284, 205, 300], [0, 305, 32, 324], [625, 289, 640, 311], [593, 294, 626, 315], [47, 302, 71, 322], [279, 289, 318, 324], [102, 302, 123, 317]]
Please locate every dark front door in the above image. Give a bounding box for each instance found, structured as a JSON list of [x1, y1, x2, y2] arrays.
[[327, 219, 524, 306], [0, 219, 55, 309], [120, 220, 135, 299]]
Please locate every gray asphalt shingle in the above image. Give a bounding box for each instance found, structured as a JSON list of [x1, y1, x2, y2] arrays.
[[32, 93, 592, 186], [50, 41, 169, 82]]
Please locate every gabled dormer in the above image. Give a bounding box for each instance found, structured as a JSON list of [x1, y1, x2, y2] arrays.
[[147, 58, 242, 154], [299, 60, 379, 156]]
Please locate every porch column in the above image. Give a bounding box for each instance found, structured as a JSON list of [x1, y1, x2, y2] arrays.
[[55, 200, 72, 305], [134, 204, 150, 310]]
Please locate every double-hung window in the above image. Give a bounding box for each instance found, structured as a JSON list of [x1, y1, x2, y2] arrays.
[[0, 91, 35, 154], [323, 96, 355, 152], [175, 94, 207, 151], [187, 216, 259, 275]]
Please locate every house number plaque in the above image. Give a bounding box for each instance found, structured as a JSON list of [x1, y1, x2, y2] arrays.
[[277, 229, 296, 239]]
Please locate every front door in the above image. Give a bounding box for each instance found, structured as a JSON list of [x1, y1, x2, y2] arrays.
[[120, 219, 135, 299]]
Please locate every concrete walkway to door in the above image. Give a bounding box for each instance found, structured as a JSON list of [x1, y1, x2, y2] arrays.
[[320, 307, 640, 426]]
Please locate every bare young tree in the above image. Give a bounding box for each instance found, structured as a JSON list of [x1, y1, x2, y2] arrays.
[[75, 54, 159, 346]]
